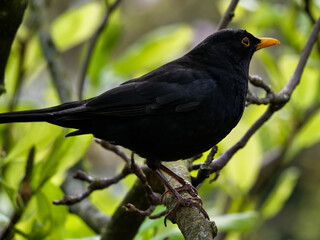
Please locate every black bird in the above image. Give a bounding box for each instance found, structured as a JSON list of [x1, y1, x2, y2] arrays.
[[0, 29, 279, 221]]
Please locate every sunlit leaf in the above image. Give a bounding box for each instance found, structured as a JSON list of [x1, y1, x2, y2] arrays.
[[38, 182, 68, 239], [15, 182, 68, 239], [290, 110, 320, 157], [219, 107, 264, 193], [260, 167, 300, 219], [3, 123, 63, 166], [51, 2, 103, 51], [23, 36, 45, 80], [34, 134, 91, 189], [112, 24, 193, 76], [148, 228, 183, 240], [214, 211, 259, 232], [0, 177, 17, 208], [65, 214, 96, 238], [88, 12, 122, 86], [66, 236, 100, 240]]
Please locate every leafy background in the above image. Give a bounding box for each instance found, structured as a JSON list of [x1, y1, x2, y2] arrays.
[[0, 0, 320, 239]]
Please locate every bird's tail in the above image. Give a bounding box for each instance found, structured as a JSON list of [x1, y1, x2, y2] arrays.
[[0, 101, 86, 125]]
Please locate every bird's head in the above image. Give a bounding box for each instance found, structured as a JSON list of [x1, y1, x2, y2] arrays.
[[190, 29, 279, 69]]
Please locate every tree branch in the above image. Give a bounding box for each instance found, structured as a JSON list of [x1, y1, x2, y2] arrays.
[[102, 170, 164, 240], [95, 139, 130, 164], [60, 164, 110, 234], [162, 161, 217, 240], [280, 17, 320, 96], [217, 0, 240, 30], [53, 165, 132, 205]]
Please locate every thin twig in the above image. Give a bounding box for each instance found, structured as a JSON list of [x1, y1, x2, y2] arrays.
[[95, 139, 130, 163], [193, 146, 218, 187], [78, 0, 122, 100], [60, 163, 110, 234], [281, 17, 320, 95], [303, 0, 320, 55], [210, 106, 274, 173], [130, 154, 161, 205], [249, 75, 272, 93], [53, 165, 131, 205], [124, 203, 157, 217], [149, 210, 167, 219], [217, 0, 240, 30]]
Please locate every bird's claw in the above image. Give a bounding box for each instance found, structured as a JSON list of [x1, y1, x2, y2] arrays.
[[161, 182, 208, 226], [161, 180, 199, 203], [163, 196, 209, 226]]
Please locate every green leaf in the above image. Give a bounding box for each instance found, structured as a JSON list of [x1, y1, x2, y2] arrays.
[[3, 123, 63, 167], [24, 36, 45, 80], [39, 182, 68, 239], [112, 24, 193, 76], [214, 211, 259, 232], [51, 2, 103, 51], [66, 236, 100, 240], [218, 106, 264, 193], [280, 54, 319, 109], [88, 12, 122, 86], [34, 134, 91, 189], [292, 110, 320, 153], [137, 206, 166, 235], [260, 167, 300, 219], [15, 182, 68, 239], [148, 228, 183, 240], [0, 177, 17, 208], [65, 214, 96, 238]]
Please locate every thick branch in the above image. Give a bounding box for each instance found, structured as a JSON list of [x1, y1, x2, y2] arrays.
[[102, 170, 163, 240], [163, 161, 217, 240]]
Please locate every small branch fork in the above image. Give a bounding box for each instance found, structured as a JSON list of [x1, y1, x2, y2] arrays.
[[54, 140, 162, 218]]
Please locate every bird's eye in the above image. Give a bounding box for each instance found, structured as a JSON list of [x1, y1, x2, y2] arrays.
[[241, 37, 250, 47]]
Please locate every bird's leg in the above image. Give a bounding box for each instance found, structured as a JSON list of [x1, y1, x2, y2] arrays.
[[159, 164, 199, 199], [153, 167, 209, 226]]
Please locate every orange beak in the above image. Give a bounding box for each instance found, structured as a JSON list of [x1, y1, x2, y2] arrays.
[[256, 37, 280, 50]]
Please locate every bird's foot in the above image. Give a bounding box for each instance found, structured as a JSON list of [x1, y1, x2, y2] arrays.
[[163, 193, 209, 226], [154, 164, 209, 226], [161, 181, 202, 204]]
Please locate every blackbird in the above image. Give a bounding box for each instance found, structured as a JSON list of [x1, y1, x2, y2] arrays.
[[0, 29, 279, 221]]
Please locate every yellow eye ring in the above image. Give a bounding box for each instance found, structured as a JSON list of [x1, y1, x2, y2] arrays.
[[241, 37, 250, 47]]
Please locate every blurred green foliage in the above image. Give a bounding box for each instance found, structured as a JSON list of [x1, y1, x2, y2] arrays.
[[0, 0, 320, 239]]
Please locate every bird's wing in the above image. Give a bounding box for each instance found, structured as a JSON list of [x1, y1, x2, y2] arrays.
[[85, 68, 215, 116]]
